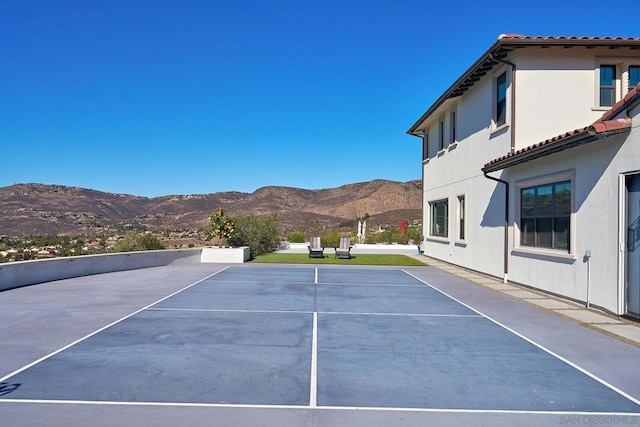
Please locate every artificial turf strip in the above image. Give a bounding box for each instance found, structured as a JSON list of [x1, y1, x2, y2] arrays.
[[251, 253, 427, 266]]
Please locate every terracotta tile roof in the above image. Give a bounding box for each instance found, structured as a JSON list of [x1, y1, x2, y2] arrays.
[[498, 34, 640, 42], [483, 83, 640, 173]]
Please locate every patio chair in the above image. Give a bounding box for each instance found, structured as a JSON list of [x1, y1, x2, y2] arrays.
[[308, 237, 324, 258], [334, 237, 352, 259]]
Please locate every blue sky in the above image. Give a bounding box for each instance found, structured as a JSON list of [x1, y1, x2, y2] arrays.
[[1, 0, 632, 197]]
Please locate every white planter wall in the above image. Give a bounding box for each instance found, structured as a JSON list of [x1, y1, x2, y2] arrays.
[[201, 246, 250, 263]]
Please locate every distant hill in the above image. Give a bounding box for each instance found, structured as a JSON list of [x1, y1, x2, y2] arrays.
[[0, 180, 422, 237]]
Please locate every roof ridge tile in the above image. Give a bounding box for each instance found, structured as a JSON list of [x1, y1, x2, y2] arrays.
[[498, 35, 640, 42]]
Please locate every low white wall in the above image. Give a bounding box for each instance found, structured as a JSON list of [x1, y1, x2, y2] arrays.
[[201, 246, 250, 263], [352, 244, 420, 255], [277, 243, 419, 255], [0, 248, 202, 292]]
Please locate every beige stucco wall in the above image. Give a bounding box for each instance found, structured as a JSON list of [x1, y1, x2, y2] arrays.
[[421, 71, 512, 279], [504, 118, 638, 315], [416, 44, 640, 312]]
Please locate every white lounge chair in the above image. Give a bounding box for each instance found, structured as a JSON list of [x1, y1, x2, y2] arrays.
[[335, 237, 352, 259], [308, 237, 324, 258]]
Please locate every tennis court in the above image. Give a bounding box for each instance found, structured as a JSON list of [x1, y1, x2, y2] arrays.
[[1, 264, 639, 426]]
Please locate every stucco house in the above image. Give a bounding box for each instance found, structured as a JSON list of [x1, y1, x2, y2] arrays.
[[407, 34, 640, 316]]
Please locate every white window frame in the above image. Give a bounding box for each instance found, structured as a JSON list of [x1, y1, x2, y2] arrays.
[[598, 63, 618, 108], [624, 64, 640, 93], [449, 108, 457, 147], [422, 128, 429, 162], [428, 198, 449, 241], [491, 67, 509, 133], [456, 194, 466, 244], [438, 118, 446, 152], [594, 58, 640, 110], [513, 170, 576, 260]]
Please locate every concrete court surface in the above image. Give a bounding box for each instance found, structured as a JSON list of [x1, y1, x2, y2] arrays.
[[0, 264, 639, 426]]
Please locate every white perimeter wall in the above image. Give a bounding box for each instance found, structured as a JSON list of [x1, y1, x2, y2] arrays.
[[0, 249, 202, 292]]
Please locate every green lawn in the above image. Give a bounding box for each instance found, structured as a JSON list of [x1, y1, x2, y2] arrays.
[[251, 253, 427, 266]]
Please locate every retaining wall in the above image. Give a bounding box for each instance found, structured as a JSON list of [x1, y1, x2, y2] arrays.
[[0, 248, 202, 292]]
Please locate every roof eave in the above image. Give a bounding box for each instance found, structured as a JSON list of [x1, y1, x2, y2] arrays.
[[407, 37, 640, 135], [482, 127, 631, 173], [406, 39, 505, 135]]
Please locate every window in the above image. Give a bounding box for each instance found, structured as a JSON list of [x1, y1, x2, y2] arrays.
[[630, 65, 640, 88], [458, 195, 465, 241], [438, 118, 445, 151], [430, 199, 448, 238], [495, 72, 507, 126], [449, 110, 457, 145], [422, 129, 429, 161], [520, 181, 571, 251], [600, 65, 616, 107]]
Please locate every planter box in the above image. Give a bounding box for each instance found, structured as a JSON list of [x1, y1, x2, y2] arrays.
[[201, 246, 250, 263]]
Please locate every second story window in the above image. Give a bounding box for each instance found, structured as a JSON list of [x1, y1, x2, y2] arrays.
[[449, 110, 457, 145], [630, 65, 640, 88], [422, 129, 429, 161], [438, 118, 445, 151], [496, 72, 507, 127], [600, 65, 616, 107]]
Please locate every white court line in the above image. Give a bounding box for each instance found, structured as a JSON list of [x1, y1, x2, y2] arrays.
[[319, 311, 481, 318], [148, 308, 313, 315], [0, 267, 231, 384], [403, 269, 640, 408], [310, 312, 318, 407], [201, 279, 314, 285], [318, 282, 426, 288], [315, 267, 318, 284], [1, 398, 640, 417], [147, 307, 480, 318]]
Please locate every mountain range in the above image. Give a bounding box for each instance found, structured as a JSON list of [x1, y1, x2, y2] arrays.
[[0, 180, 422, 237]]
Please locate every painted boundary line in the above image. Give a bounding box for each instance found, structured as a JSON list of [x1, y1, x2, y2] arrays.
[[318, 282, 426, 288], [310, 312, 318, 407], [0, 267, 231, 384], [148, 308, 312, 315], [197, 279, 316, 286], [1, 398, 640, 417], [147, 307, 481, 318], [402, 269, 640, 408]]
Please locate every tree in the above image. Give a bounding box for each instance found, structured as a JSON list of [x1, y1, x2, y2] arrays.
[[228, 214, 281, 258], [287, 231, 306, 243], [115, 232, 165, 252], [208, 208, 236, 246], [320, 230, 341, 248]]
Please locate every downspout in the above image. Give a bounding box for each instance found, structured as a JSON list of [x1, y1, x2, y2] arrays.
[[484, 53, 516, 283], [483, 170, 509, 283]]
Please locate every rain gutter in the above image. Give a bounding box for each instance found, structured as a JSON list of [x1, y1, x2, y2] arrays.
[[482, 170, 510, 283], [482, 53, 516, 283]]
